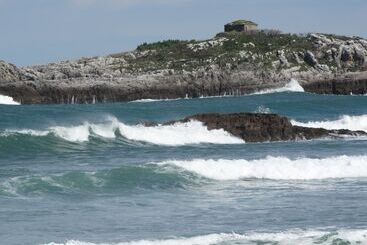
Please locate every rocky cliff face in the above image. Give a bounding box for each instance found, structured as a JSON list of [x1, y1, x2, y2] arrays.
[[0, 31, 366, 104], [0, 60, 24, 83], [169, 113, 366, 143]]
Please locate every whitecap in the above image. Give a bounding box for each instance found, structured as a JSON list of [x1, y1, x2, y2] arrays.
[[2, 117, 243, 145], [253, 79, 305, 95], [42, 229, 367, 245], [292, 114, 367, 132], [0, 94, 20, 105], [158, 155, 367, 180], [117, 120, 243, 146]]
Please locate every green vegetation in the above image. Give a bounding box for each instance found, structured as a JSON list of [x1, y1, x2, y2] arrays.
[[137, 40, 190, 51], [230, 20, 258, 26], [114, 31, 321, 74]]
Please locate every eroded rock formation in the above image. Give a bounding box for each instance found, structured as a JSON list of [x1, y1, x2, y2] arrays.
[[1, 32, 367, 104], [167, 113, 366, 143]]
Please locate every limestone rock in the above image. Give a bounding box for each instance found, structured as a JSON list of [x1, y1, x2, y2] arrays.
[[304, 51, 318, 66]]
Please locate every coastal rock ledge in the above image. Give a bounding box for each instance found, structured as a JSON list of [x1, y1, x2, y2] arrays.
[[167, 113, 366, 143], [1, 31, 367, 104]]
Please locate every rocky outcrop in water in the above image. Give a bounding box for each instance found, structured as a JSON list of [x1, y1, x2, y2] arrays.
[[0, 32, 367, 104], [168, 113, 366, 143]]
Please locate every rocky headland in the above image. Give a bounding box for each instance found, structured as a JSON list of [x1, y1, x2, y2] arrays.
[[1, 30, 367, 104], [166, 113, 366, 143]]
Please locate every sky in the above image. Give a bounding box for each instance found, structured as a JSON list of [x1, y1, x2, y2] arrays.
[[0, 0, 366, 67]]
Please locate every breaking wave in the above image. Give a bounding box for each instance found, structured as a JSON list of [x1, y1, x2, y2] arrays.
[[159, 155, 367, 180], [42, 229, 367, 245], [254, 79, 305, 95], [292, 114, 367, 132], [131, 98, 181, 103], [0, 94, 20, 105], [1, 117, 243, 145]]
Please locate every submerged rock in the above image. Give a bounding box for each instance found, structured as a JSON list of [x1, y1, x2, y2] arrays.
[[166, 113, 366, 143]]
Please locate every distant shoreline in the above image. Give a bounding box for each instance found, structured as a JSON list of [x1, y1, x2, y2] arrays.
[[0, 31, 366, 104]]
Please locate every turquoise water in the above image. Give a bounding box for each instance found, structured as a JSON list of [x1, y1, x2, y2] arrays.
[[1, 92, 367, 245]]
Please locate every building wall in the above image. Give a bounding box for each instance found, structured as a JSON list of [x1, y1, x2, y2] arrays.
[[225, 24, 257, 33], [245, 25, 257, 32]]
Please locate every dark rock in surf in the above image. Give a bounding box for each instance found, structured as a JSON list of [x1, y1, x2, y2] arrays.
[[165, 113, 366, 143]]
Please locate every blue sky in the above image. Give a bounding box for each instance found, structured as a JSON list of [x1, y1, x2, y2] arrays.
[[0, 0, 366, 66]]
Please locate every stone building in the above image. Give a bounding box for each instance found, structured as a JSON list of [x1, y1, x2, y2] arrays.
[[224, 20, 258, 33]]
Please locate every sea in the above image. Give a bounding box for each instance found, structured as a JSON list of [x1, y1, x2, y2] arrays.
[[1, 81, 367, 245]]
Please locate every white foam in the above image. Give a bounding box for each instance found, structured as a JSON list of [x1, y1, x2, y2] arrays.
[[0, 94, 20, 105], [3, 122, 118, 143], [118, 120, 244, 146], [129, 79, 304, 103], [254, 79, 305, 95], [159, 155, 367, 180], [2, 118, 243, 145], [3, 129, 49, 137], [130, 98, 180, 103], [254, 105, 271, 114], [292, 114, 367, 132], [50, 124, 92, 142], [42, 229, 367, 245]]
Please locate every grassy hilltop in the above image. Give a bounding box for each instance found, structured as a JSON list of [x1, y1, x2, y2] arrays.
[[112, 31, 366, 74]]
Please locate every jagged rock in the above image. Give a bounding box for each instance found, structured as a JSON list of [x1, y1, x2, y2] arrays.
[[316, 64, 330, 72], [340, 45, 354, 62], [302, 78, 367, 95], [277, 50, 289, 67], [165, 113, 366, 143], [310, 34, 333, 45], [0, 60, 22, 82], [304, 51, 318, 66], [0, 31, 367, 104], [354, 46, 367, 66]]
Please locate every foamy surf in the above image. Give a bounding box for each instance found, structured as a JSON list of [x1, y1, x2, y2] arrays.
[[118, 120, 243, 146], [159, 155, 367, 180], [0, 94, 20, 105], [130, 98, 181, 103], [130, 79, 304, 103], [292, 114, 367, 132], [2, 118, 243, 145], [253, 79, 305, 95], [42, 229, 367, 245]]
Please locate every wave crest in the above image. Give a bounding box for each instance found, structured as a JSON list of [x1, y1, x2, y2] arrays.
[[159, 155, 367, 180], [2, 118, 243, 145], [292, 114, 367, 132], [43, 229, 367, 245]]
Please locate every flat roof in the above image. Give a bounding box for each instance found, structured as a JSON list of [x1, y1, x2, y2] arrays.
[[228, 20, 258, 26]]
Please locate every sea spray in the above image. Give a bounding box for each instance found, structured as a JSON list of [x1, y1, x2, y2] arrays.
[[253, 79, 305, 95], [0, 94, 20, 105]]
